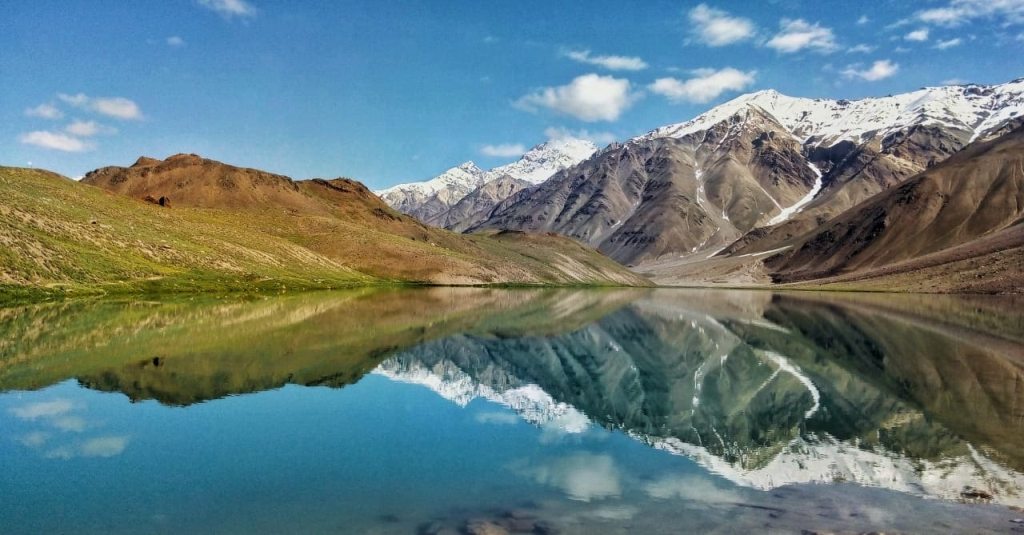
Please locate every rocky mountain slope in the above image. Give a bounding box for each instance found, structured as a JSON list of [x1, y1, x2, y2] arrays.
[[377, 137, 597, 226], [472, 80, 1024, 272], [765, 125, 1024, 286], [0, 156, 646, 300]]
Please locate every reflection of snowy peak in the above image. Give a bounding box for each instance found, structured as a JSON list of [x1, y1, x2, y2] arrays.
[[374, 358, 589, 433], [645, 434, 1024, 507]]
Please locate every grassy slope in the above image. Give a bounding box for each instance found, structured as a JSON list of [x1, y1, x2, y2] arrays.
[[0, 166, 646, 301]]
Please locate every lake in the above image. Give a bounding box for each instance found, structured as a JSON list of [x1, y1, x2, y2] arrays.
[[2, 288, 1023, 534]]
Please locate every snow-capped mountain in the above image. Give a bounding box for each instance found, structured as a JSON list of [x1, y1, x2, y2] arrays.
[[639, 79, 1024, 145], [376, 162, 488, 222], [489, 137, 598, 184], [475, 79, 1024, 272], [375, 138, 598, 225]]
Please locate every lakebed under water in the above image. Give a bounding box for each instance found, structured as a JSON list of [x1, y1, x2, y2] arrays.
[[1, 287, 1023, 534]]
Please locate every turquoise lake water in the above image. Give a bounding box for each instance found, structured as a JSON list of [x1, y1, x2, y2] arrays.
[[1, 288, 1023, 533]]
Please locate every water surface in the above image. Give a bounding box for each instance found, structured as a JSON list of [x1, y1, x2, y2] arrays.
[[2, 288, 1023, 533]]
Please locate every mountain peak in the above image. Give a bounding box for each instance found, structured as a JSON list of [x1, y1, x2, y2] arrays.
[[456, 161, 483, 173]]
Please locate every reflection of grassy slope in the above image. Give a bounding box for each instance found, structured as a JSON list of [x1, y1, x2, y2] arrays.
[[0, 288, 636, 405], [733, 294, 1024, 470], [0, 166, 646, 302]]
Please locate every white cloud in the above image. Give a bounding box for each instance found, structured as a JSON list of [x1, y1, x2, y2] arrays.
[[544, 126, 617, 145], [18, 131, 92, 152], [917, 0, 1024, 26], [857, 15, 870, 25], [65, 120, 115, 137], [564, 49, 648, 71], [24, 103, 63, 120], [905, 28, 930, 41], [515, 74, 639, 122], [91, 97, 143, 120], [80, 436, 129, 457], [766, 19, 838, 53], [480, 143, 526, 157], [58, 93, 142, 120], [648, 67, 756, 104], [943, 77, 968, 84], [525, 454, 622, 502], [934, 37, 963, 48], [45, 436, 129, 460], [841, 59, 900, 81], [9, 399, 76, 419], [688, 4, 757, 46], [167, 36, 186, 47], [847, 43, 876, 53], [197, 0, 256, 18]]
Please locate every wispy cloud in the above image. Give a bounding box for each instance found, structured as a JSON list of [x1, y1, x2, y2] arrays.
[[857, 15, 870, 25], [563, 49, 648, 71], [687, 4, 757, 46], [649, 67, 756, 103], [480, 143, 526, 157], [766, 19, 838, 53], [544, 126, 617, 146], [24, 103, 63, 120], [197, 0, 256, 19], [934, 37, 963, 48], [841, 59, 900, 81], [515, 74, 640, 122], [166, 36, 186, 47], [58, 93, 143, 120], [847, 44, 876, 53], [65, 120, 116, 137], [917, 0, 1024, 26]]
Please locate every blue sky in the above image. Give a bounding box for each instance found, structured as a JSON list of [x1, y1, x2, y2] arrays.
[[2, 0, 1023, 189]]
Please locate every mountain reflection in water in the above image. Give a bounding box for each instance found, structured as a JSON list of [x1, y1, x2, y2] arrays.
[[2, 287, 1023, 532]]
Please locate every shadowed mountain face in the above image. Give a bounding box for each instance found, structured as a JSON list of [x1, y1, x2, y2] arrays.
[[3, 288, 1022, 505]]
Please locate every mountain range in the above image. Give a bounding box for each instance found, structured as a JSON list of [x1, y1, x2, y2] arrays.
[[382, 78, 1024, 293]]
